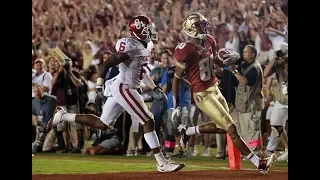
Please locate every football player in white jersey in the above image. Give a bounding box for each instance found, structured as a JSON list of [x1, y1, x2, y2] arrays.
[[127, 62, 154, 156], [47, 15, 185, 173]]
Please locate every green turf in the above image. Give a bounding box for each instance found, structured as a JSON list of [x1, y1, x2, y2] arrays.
[[32, 153, 288, 175]]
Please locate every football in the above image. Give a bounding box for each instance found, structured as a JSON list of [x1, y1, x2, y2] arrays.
[[217, 48, 230, 61]]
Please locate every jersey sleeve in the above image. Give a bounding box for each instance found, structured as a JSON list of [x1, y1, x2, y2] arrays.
[[174, 43, 190, 69], [115, 38, 133, 53], [206, 34, 218, 53]]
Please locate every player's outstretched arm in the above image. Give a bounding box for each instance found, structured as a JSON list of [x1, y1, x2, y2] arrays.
[[96, 52, 130, 86], [172, 61, 185, 108]]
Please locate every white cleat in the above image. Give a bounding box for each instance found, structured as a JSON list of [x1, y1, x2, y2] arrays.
[[46, 106, 67, 131], [177, 124, 190, 148], [277, 151, 288, 161], [52, 106, 67, 125], [157, 159, 185, 173], [259, 153, 277, 174]]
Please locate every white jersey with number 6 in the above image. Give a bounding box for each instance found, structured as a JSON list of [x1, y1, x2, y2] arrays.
[[100, 37, 154, 127], [114, 37, 153, 89]]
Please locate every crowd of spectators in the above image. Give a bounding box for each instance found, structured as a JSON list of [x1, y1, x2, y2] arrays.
[[32, 0, 288, 158]]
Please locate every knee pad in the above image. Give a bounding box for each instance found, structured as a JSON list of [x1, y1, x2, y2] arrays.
[[271, 126, 283, 137]]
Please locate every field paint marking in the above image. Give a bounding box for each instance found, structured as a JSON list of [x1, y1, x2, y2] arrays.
[[37, 159, 154, 166], [33, 172, 108, 175], [186, 165, 287, 172]]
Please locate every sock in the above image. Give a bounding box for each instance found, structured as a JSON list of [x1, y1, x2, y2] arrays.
[[186, 126, 200, 135], [144, 131, 166, 166], [247, 153, 260, 168], [62, 113, 76, 122]]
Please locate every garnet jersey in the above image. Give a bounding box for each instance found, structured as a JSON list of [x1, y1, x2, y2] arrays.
[[174, 34, 219, 93], [113, 37, 153, 89]]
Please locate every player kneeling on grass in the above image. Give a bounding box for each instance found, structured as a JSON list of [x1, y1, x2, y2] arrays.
[[47, 15, 185, 173], [86, 128, 125, 155], [32, 84, 58, 155]]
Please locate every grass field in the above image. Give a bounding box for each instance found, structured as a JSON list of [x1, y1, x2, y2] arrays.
[[32, 152, 288, 174], [32, 144, 288, 180]]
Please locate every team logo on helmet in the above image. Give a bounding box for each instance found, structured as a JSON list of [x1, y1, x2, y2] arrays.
[[196, 95, 203, 103], [129, 15, 158, 42], [182, 13, 212, 39]]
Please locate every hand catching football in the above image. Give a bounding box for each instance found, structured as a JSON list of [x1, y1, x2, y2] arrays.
[[217, 49, 240, 65]]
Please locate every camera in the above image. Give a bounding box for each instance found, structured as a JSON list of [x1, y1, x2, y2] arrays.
[[64, 62, 70, 70], [276, 42, 288, 58], [276, 49, 287, 58], [63, 59, 71, 71]]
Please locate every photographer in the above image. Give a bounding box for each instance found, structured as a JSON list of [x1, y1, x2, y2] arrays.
[[86, 128, 124, 155], [52, 58, 82, 153], [230, 45, 264, 155], [263, 42, 288, 161], [85, 102, 124, 156], [32, 84, 57, 155], [264, 42, 288, 84]]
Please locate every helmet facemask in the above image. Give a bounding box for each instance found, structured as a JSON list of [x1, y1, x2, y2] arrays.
[[141, 23, 158, 42], [194, 20, 212, 38]]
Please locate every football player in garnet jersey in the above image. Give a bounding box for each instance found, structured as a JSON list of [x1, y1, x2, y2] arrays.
[[48, 15, 185, 173], [172, 13, 276, 174]]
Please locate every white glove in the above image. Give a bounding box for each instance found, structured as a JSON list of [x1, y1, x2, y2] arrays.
[[170, 106, 181, 124], [223, 50, 240, 65]]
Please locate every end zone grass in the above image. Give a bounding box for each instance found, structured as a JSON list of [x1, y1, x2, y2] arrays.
[[32, 153, 288, 175]]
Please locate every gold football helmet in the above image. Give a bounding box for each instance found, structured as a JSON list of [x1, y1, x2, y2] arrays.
[[182, 12, 212, 39]]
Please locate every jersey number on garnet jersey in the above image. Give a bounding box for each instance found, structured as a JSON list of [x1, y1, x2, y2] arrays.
[[199, 57, 215, 81], [177, 43, 215, 82], [176, 43, 187, 49]]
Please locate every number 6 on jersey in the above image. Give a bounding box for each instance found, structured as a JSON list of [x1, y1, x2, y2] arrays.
[[119, 42, 126, 52]]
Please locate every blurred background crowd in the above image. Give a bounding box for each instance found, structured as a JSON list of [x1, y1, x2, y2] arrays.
[[32, 0, 288, 160]]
